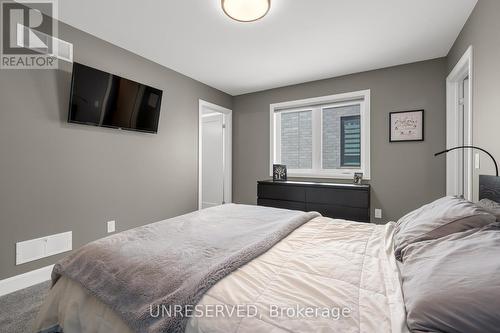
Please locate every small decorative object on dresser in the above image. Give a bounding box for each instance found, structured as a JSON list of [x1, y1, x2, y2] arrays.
[[353, 172, 363, 184], [389, 109, 424, 142], [272, 164, 287, 181]]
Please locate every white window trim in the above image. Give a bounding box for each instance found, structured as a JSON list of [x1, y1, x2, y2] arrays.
[[269, 90, 371, 180]]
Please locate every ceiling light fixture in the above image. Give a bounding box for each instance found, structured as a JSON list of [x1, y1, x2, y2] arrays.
[[222, 0, 271, 22]]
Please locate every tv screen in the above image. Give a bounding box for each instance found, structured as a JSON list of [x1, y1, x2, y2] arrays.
[[68, 63, 163, 134]]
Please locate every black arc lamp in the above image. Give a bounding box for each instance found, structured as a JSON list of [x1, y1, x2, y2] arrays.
[[434, 145, 500, 202], [434, 145, 498, 177]]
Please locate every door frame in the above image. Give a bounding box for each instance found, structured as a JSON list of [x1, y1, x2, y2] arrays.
[[446, 45, 473, 200], [198, 100, 232, 210]]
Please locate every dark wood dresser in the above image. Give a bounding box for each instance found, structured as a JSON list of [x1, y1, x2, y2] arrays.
[[257, 180, 371, 222]]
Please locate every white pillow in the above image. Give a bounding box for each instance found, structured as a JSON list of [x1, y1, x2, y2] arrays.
[[394, 196, 495, 261]]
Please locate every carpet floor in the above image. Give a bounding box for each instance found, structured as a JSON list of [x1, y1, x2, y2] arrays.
[[0, 281, 51, 333]]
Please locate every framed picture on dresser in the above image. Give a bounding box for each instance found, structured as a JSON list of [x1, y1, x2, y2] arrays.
[[389, 110, 424, 142], [272, 164, 287, 181]]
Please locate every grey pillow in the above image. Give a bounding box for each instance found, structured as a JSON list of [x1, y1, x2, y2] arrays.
[[400, 223, 500, 333], [394, 196, 495, 261], [477, 198, 500, 221]]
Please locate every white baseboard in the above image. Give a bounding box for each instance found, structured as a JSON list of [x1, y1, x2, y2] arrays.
[[202, 202, 221, 209], [0, 264, 54, 297]]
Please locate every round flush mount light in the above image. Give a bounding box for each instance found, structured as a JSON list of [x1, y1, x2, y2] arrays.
[[222, 0, 271, 22]]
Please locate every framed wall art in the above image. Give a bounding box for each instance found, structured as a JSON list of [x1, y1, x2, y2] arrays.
[[389, 110, 424, 142]]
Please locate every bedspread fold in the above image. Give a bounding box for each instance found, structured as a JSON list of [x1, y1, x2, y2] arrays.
[[51, 204, 319, 333]]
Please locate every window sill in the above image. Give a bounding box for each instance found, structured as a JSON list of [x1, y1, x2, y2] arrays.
[[271, 172, 371, 181]]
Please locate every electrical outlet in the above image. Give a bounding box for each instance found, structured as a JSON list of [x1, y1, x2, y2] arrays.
[[107, 220, 116, 233], [375, 209, 382, 219]]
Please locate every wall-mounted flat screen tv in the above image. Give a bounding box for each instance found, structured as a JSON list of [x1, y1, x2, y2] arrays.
[[68, 63, 163, 134]]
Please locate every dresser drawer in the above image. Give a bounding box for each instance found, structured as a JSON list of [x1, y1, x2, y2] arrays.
[[306, 203, 370, 222], [257, 180, 371, 222], [258, 184, 306, 202], [257, 199, 306, 211], [306, 187, 369, 208]]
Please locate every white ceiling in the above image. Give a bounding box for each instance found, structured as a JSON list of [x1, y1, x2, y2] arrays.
[[58, 0, 477, 96]]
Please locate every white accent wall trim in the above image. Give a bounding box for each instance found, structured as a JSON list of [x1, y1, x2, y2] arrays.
[[446, 45, 473, 200], [198, 100, 233, 210], [269, 90, 371, 179], [0, 265, 54, 297]]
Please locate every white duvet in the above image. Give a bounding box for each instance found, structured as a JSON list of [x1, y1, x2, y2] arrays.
[[34, 217, 408, 333]]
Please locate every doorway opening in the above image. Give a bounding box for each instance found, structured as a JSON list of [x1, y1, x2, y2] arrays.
[[198, 100, 232, 209], [446, 46, 473, 200]]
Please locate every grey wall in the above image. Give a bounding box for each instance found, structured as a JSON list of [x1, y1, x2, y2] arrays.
[[0, 22, 232, 280], [232, 58, 448, 223], [447, 0, 500, 199]]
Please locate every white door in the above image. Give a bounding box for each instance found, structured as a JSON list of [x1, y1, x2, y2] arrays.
[[202, 113, 224, 208], [198, 100, 232, 210], [446, 46, 473, 200]]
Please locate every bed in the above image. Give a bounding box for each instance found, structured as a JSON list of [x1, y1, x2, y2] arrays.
[[33, 204, 407, 333], [34, 189, 500, 333]]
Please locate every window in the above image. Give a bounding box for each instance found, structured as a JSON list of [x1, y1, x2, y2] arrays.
[[280, 110, 312, 169], [270, 90, 370, 179], [323, 105, 361, 169], [340, 115, 361, 167]]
